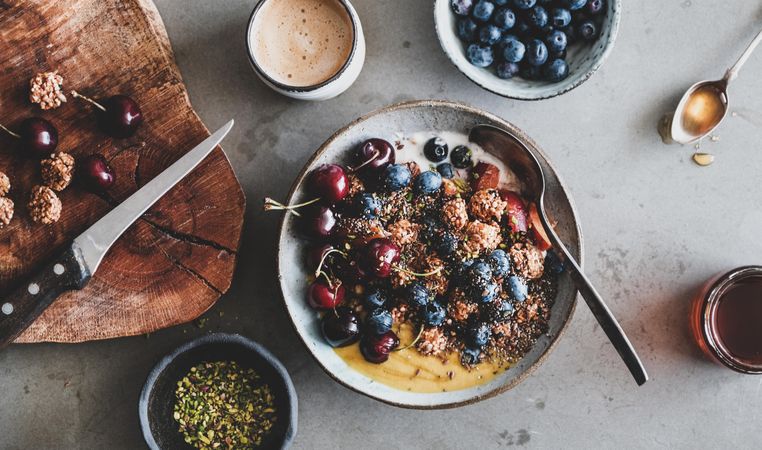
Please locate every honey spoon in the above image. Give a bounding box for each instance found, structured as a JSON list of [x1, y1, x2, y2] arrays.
[[670, 29, 762, 144], [469, 124, 649, 386]]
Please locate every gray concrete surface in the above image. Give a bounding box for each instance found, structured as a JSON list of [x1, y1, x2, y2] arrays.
[[3, 0, 762, 448]]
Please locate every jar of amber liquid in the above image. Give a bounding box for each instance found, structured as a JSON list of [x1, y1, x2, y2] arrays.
[[691, 266, 762, 374]]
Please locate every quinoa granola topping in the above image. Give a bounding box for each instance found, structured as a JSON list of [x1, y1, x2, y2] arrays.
[[28, 185, 62, 224], [29, 71, 67, 110], [41, 152, 76, 191]]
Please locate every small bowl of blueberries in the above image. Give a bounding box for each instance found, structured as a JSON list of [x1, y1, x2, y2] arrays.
[[434, 0, 621, 100]]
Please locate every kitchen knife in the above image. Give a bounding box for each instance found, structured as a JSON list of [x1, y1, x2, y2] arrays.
[[0, 120, 234, 348]]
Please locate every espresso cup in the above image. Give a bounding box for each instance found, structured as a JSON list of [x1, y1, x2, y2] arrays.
[[246, 0, 365, 101]]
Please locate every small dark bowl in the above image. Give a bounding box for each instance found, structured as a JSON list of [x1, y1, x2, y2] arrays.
[[139, 333, 298, 449]]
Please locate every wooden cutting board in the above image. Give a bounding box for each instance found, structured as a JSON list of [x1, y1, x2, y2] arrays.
[[0, 0, 245, 343]]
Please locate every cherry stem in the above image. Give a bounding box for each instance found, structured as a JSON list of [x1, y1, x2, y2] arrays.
[[317, 270, 335, 290], [0, 123, 20, 139], [392, 265, 443, 278], [70, 90, 106, 112], [263, 197, 321, 217], [347, 150, 379, 172], [395, 323, 425, 351], [314, 248, 347, 279]]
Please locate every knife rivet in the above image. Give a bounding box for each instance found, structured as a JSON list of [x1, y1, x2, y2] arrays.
[[28, 283, 40, 295], [54, 264, 65, 275], [1, 303, 12, 315]]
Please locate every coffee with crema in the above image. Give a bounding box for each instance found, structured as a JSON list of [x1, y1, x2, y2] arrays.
[[250, 0, 354, 87]]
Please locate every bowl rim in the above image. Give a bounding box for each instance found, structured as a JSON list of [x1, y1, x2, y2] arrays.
[[276, 99, 583, 409], [138, 332, 299, 449], [432, 0, 622, 101]]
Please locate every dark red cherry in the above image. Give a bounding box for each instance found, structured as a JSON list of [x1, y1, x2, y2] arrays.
[[72, 91, 143, 138], [335, 257, 368, 282], [307, 164, 348, 204], [308, 244, 336, 269], [360, 330, 399, 363], [321, 306, 361, 347], [352, 138, 395, 174], [78, 154, 115, 192], [307, 278, 345, 310], [0, 117, 58, 156], [301, 204, 337, 239], [360, 238, 400, 278]]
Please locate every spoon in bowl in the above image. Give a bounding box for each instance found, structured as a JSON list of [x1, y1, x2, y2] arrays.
[[670, 29, 762, 144], [469, 124, 649, 386]]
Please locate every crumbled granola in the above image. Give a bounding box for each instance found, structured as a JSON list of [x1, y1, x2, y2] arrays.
[[0, 171, 9, 197], [510, 242, 545, 279], [468, 189, 507, 222], [28, 185, 62, 224], [441, 178, 458, 197], [417, 327, 449, 356], [0, 197, 13, 228], [29, 71, 67, 110], [462, 220, 502, 255], [41, 152, 75, 191], [448, 297, 479, 322], [346, 173, 365, 197], [442, 197, 468, 230], [388, 219, 420, 246]]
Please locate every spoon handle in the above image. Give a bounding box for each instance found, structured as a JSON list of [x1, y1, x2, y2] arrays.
[[725, 28, 762, 83], [537, 201, 649, 386]]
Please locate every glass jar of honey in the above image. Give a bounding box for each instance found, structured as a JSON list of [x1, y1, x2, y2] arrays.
[[691, 266, 762, 374]]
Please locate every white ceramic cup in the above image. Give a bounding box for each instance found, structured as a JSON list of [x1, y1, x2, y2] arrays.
[[246, 0, 365, 101]]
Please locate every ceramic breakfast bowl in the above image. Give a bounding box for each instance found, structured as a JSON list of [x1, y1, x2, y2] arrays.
[[139, 333, 298, 449], [277, 100, 582, 408], [433, 0, 621, 100]]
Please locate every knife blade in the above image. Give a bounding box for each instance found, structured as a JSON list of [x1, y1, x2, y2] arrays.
[[0, 120, 234, 348]]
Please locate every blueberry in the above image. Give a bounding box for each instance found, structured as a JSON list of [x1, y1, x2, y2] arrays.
[[500, 35, 525, 62], [550, 8, 572, 28], [418, 215, 438, 242], [562, 0, 586, 10], [451, 145, 473, 168], [466, 43, 494, 67], [406, 282, 432, 309], [479, 24, 503, 45], [474, 281, 500, 303], [550, 48, 567, 59], [366, 308, 393, 335], [487, 249, 510, 278], [513, 19, 532, 37], [424, 137, 449, 162], [496, 61, 520, 79], [468, 260, 493, 283], [492, 7, 516, 30], [507, 275, 528, 301], [436, 231, 459, 257], [519, 62, 542, 80], [545, 30, 567, 53], [363, 288, 388, 309], [414, 171, 443, 196], [472, 0, 495, 22], [436, 162, 454, 179], [493, 0, 509, 5], [545, 250, 565, 274], [381, 164, 412, 191], [457, 17, 479, 42], [543, 58, 569, 82], [526, 6, 548, 29], [560, 25, 577, 44], [461, 347, 482, 365], [452, 259, 475, 286], [512, 0, 536, 10], [465, 322, 491, 348], [421, 301, 447, 326], [587, 0, 605, 15], [578, 20, 598, 41], [451, 0, 474, 16], [352, 193, 382, 219], [525, 38, 548, 66]]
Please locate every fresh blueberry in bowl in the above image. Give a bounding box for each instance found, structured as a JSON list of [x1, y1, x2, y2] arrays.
[[436, 231, 459, 256], [407, 282, 432, 309], [474, 281, 500, 303], [500, 35, 525, 62], [587, 0, 605, 15], [461, 347, 482, 365], [424, 137, 449, 162], [451, 0, 474, 15], [414, 171, 443, 195], [519, 61, 542, 80], [513, 19, 532, 37], [497, 61, 520, 79], [352, 193, 382, 219], [507, 275, 528, 301], [562, 0, 587, 10], [550, 7, 572, 27], [472, 0, 495, 21], [578, 19, 598, 40], [466, 43, 494, 67], [381, 164, 412, 191], [421, 301, 447, 326], [526, 5, 548, 29], [450, 145, 473, 168], [525, 38, 548, 66], [479, 23, 503, 45], [493, 0, 509, 5], [543, 58, 569, 82], [457, 17, 479, 41], [545, 30, 567, 53], [363, 288, 388, 309], [465, 322, 492, 348], [492, 7, 516, 29], [487, 249, 511, 278], [512, 0, 536, 10], [366, 308, 393, 335], [436, 162, 454, 179]]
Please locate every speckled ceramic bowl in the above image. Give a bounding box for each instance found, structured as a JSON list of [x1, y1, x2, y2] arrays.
[[277, 100, 582, 408], [434, 0, 621, 100]]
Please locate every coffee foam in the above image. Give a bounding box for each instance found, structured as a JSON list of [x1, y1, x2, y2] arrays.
[[250, 0, 354, 87]]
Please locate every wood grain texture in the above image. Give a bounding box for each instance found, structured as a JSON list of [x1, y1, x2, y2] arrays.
[[0, 0, 245, 343]]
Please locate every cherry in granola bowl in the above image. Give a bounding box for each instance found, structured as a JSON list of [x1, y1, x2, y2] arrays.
[[276, 100, 581, 408]]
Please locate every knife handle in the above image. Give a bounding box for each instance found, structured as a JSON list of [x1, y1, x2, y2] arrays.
[[0, 246, 91, 349]]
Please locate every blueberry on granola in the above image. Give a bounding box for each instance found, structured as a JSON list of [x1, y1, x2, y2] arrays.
[[381, 164, 412, 191], [366, 308, 394, 335], [407, 282, 432, 309], [413, 171, 443, 196], [352, 193, 382, 219], [421, 301, 447, 326], [507, 275, 529, 301], [487, 249, 511, 278], [364, 288, 388, 309]]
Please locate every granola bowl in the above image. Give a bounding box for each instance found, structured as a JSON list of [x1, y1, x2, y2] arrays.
[[277, 100, 582, 409]]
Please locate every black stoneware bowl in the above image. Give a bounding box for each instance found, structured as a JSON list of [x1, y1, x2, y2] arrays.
[[139, 333, 298, 450]]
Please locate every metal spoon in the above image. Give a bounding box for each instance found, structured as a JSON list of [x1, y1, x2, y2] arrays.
[[469, 124, 649, 386], [671, 29, 762, 144]]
